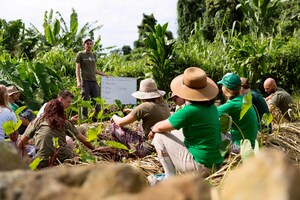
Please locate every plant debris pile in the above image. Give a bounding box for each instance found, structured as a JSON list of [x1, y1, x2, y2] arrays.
[[64, 121, 300, 188]]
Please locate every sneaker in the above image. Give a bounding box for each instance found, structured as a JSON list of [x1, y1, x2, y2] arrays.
[[147, 173, 166, 186]]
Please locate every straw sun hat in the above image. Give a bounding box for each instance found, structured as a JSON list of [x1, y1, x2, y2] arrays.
[[7, 85, 20, 96], [171, 67, 218, 101], [132, 78, 165, 100]]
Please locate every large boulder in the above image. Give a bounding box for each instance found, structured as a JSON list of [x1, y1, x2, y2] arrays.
[[106, 173, 215, 200], [221, 149, 300, 200], [0, 142, 29, 171], [0, 163, 146, 200]]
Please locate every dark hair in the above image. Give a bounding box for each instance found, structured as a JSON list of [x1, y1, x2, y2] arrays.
[[190, 99, 215, 106], [37, 99, 66, 130], [241, 79, 250, 89], [58, 90, 74, 99], [141, 96, 164, 103]]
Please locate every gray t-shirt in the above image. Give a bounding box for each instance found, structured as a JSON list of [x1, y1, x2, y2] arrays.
[[76, 51, 97, 81], [130, 101, 170, 137], [269, 88, 293, 120], [24, 120, 79, 167]]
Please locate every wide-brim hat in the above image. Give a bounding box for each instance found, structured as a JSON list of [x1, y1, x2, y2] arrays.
[[132, 78, 165, 100], [171, 67, 218, 101], [7, 85, 19, 96]]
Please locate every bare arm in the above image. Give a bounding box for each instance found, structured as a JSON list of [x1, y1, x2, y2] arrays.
[[20, 116, 30, 126], [76, 63, 81, 88], [95, 69, 108, 77], [17, 135, 30, 156], [148, 119, 175, 140], [76, 133, 95, 150], [151, 119, 175, 133], [112, 113, 136, 127], [10, 131, 19, 143]]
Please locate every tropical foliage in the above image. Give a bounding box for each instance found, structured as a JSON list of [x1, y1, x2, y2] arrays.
[[0, 0, 299, 108]]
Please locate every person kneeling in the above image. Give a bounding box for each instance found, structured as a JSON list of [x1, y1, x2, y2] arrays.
[[17, 99, 94, 168]]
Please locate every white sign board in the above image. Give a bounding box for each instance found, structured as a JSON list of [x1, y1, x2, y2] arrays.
[[101, 76, 137, 104]]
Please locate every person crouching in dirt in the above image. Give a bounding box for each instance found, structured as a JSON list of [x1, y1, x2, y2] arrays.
[[17, 99, 94, 169], [111, 78, 170, 158]]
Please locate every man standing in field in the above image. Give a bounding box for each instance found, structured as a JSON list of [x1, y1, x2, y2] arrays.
[[264, 78, 293, 121], [75, 38, 108, 122]]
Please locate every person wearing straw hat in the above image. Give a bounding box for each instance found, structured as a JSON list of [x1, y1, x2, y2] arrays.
[[7, 85, 35, 134], [217, 73, 258, 153], [149, 67, 224, 184], [111, 78, 170, 158]]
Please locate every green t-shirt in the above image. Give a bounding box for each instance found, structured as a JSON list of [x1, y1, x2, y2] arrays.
[[169, 104, 224, 168], [251, 90, 270, 120], [24, 120, 79, 168], [8, 102, 19, 112], [131, 101, 170, 138], [76, 51, 97, 81], [218, 95, 258, 147]]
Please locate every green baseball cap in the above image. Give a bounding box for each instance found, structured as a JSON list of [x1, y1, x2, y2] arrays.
[[217, 73, 241, 90]]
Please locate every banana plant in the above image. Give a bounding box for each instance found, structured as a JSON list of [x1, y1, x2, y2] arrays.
[[0, 59, 62, 109], [42, 9, 103, 52]]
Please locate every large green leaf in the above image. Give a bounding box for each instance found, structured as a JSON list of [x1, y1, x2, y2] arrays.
[[220, 114, 232, 133], [45, 24, 54, 45], [240, 92, 252, 120], [261, 113, 273, 126], [3, 119, 22, 135], [29, 157, 43, 170], [87, 128, 100, 142], [52, 137, 60, 149], [53, 19, 61, 39], [70, 9, 78, 35], [240, 139, 254, 162], [105, 140, 129, 150], [15, 105, 26, 116]]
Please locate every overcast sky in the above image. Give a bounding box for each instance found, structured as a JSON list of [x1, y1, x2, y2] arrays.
[[0, 0, 177, 49]]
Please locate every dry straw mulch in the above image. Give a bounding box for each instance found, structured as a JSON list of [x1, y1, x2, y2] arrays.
[[66, 121, 299, 188], [124, 122, 300, 188]]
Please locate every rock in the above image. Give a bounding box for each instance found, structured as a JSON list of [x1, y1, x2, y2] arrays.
[[0, 163, 146, 200], [106, 173, 215, 200], [0, 142, 29, 171], [221, 149, 300, 200]]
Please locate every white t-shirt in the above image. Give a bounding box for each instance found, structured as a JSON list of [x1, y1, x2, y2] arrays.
[[36, 103, 47, 118], [0, 107, 17, 140]]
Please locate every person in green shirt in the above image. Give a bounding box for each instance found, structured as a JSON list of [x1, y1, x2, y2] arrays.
[[149, 67, 224, 184], [217, 73, 258, 153], [240, 77, 272, 133]]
